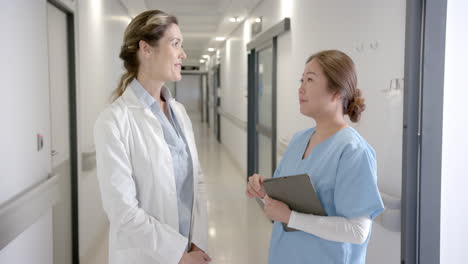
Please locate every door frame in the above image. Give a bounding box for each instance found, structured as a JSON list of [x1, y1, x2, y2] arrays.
[[247, 18, 289, 178], [47, 1, 79, 263], [253, 41, 277, 178], [180, 71, 208, 123], [402, 0, 447, 263], [213, 64, 222, 142]]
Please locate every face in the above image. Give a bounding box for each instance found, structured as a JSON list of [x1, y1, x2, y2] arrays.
[[298, 58, 342, 119], [139, 23, 187, 82]]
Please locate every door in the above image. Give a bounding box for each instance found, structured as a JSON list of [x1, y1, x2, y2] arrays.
[[47, 3, 74, 264], [256, 46, 274, 178], [213, 65, 222, 142], [177, 74, 202, 115], [248, 41, 276, 179]]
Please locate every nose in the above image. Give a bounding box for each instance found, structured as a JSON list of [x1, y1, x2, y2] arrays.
[[180, 48, 187, 60], [298, 83, 305, 95]]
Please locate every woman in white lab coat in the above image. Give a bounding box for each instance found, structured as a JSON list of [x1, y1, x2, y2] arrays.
[[94, 10, 210, 264]]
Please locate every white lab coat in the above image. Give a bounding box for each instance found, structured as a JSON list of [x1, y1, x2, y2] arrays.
[[94, 86, 208, 264]]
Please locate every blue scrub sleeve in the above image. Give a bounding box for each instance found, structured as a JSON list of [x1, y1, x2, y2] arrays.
[[334, 145, 384, 220]]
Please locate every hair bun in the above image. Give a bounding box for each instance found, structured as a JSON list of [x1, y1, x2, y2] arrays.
[[347, 88, 366, 122]]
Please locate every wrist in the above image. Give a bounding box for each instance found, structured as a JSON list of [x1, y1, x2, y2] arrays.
[[190, 243, 202, 252], [179, 252, 187, 264]]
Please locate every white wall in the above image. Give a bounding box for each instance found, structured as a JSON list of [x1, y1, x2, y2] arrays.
[[216, 0, 406, 263], [0, 0, 53, 263], [78, 0, 131, 153], [0, 210, 53, 264], [77, 0, 130, 260], [217, 34, 249, 172], [440, 0, 468, 263]]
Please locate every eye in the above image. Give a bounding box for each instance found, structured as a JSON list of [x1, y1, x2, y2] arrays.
[[300, 79, 304, 83], [172, 40, 180, 47], [307, 78, 313, 82]]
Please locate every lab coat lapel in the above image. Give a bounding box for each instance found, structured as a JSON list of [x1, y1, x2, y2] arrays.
[[121, 87, 178, 198]]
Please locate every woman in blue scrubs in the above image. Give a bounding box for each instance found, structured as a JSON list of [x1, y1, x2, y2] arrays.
[[246, 50, 384, 264]]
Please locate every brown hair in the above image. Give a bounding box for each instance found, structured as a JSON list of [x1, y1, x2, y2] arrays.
[[111, 10, 178, 101], [306, 50, 365, 122]]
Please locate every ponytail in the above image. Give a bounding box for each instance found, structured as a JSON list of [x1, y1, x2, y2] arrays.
[[111, 71, 136, 102]]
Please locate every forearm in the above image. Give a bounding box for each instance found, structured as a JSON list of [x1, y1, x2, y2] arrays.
[[287, 211, 371, 244]]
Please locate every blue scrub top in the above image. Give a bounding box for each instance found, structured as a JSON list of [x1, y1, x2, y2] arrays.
[[268, 127, 384, 264]]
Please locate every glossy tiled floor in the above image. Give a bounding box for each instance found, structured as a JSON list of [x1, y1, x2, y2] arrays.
[[194, 115, 272, 264], [84, 114, 272, 264]]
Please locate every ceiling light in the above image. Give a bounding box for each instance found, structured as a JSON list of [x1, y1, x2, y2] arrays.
[[229, 17, 242, 23], [254, 17, 262, 23], [202, 55, 210, 59], [207, 48, 215, 52], [215, 37, 225, 41], [199, 59, 205, 63]]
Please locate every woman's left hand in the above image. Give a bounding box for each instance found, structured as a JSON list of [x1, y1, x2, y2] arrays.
[[263, 195, 292, 224]]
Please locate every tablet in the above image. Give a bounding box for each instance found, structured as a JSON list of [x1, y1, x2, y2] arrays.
[[263, 174, 327, 232]]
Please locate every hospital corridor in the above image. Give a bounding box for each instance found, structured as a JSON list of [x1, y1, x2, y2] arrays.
[[1, 0, 467, 264]]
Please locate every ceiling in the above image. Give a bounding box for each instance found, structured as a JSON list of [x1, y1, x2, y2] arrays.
[[121, 0, 263, 65]]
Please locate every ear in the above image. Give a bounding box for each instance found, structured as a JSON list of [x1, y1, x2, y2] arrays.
[[138, 40, 152, 58], [331, 91, 343, 103]]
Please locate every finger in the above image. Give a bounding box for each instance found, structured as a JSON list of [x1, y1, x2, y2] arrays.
[[252, 175, 262, 191], [246, 188, 258, 199], [247, 185, 261, 198], [196, 252, 208, 263], [247, 183, 262, 198], [258, 187, 266, 198], [203, 253, 212, 261], [248, 174, 258, 182]]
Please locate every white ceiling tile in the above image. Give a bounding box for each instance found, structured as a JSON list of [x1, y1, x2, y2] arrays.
[[134, 0, 264, 64]]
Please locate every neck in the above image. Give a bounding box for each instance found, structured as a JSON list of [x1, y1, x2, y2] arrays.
[[314, 113, 348, 136], [136, 72, 165, 102]]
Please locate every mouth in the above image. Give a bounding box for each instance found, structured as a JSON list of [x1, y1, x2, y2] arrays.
[[174, 63, 182, 69], [299, 99, 307, 104]]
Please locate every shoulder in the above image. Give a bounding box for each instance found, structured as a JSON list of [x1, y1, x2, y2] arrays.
[[94, 98, 128, 133], [338, 127, 376, 161], [289, 127, 315, 144]]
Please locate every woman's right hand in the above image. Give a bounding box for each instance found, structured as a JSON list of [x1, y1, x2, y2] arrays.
[[246, 174, 266, 199], [179, 251, 211, 264]]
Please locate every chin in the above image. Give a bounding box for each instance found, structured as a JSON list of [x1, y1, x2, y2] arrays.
[[299, 106, 313, 118], [299, 105, 307, 115], [167, 74, 181, 82], [173, 72, 182, 81]]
